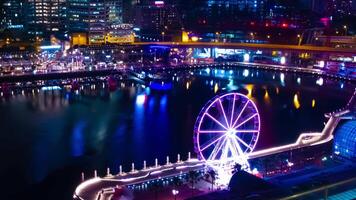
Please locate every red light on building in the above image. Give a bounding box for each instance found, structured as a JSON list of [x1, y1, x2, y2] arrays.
[[265, 23, 269, 27], [282, 23, 288, 28], [250, 22, 255, 26], [320, 17, 330, 27]]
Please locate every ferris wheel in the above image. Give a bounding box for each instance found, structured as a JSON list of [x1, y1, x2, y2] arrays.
[[194, 93, 260, 167]]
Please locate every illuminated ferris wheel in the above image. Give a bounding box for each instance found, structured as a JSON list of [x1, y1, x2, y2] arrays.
[[194, 93, 260, 167]]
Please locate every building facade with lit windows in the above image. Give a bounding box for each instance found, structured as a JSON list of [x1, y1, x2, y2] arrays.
[[88, 1, 107, 44], [26, 0, 67, 36], [134, 1, 181, 33], [1, 0, 26, 30], [67, 0, 132, 44], [206, 0, 265, 16], [67, 0, 90, 33]]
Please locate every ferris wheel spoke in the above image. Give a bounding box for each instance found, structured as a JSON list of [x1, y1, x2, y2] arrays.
[[217, 98, 229, 128], [231, 100, 250, 128], [209, 137, 227, 161], [205, 112, 228, 130], [200, 134, 226, 152], [230, 138, 242, 159], [229, 94, 236, 127], [233, 113, 258, 130], [220, 139, 231, 161], [199, 130, 227, 134], [234, 135, 253, 150], [232, 137, 245, 155]]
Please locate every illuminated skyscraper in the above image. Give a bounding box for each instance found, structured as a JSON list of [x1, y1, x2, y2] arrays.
[[207, 0, 265, 14], [67, 0, 90, 33], [134, 1, 182, 32], [67, 0, 124, 43], [1, 0, 26, 30], [27, 0, 66, 36]]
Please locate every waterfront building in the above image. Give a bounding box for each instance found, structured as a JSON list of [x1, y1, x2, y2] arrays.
[[334, 120, 356, 160], [67, 0, 126, 44]]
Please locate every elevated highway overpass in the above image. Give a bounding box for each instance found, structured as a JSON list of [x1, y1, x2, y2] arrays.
[[128, 42, 356, 55]]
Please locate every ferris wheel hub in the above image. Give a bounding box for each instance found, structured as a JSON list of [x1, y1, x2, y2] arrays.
[[227, 129, 237, 137]]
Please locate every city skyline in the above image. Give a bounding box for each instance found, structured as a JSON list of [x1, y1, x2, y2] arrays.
[[0, 0, 355, 200]]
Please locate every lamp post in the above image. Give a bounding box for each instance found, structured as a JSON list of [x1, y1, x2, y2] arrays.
[[172, 189, 179, 200], [161, 32, 165, 42], [343, 25, 348, 36]]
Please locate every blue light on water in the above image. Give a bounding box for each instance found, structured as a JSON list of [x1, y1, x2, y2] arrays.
[[71, 121, 86, 157], [149, 82, 172, 91], [205, 68, 211, 74], [160, 95, 168, 107], [145, 87, 151, 95], [243, 69, 249, 77], [136, 94, 146, 105]]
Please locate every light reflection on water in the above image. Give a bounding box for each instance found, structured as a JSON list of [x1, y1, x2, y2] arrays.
[[0, 67, 354, 199]]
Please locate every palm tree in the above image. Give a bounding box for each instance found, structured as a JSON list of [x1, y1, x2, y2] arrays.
[[207, 169, 217, 191], [232, 163, 242, 174], [188, 170, 199, 197]]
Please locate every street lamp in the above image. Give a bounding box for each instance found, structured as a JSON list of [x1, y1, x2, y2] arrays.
[[161, 32, 165, 41], [172, 189, 179, 200], [343, 25, 347, 36], [215, 32, 220, 42]]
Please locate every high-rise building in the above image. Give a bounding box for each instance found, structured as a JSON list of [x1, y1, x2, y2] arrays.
[[26, 0, 67, 36], [207, 0, 265, 15], [300, 0, 326, 14], [88, 1, 107, 43], [326, 0, 353, 17], [67, 0, 90, 33], [134, 1, 182, 32], [123, 0, 141, 24], [67, 0, 126, 44], [1, 0, 26, 30]]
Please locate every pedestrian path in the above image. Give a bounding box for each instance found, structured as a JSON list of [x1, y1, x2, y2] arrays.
[[319, 188, 356, 200]]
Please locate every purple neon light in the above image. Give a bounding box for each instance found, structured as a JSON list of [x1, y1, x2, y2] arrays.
[[218, 99, 229, 128], [194, 93, 261, 162], [231, 100, 250, 128], [234, 113, 258, 130]]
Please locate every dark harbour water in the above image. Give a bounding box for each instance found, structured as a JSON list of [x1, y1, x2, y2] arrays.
[[0, 67, 354, 199]]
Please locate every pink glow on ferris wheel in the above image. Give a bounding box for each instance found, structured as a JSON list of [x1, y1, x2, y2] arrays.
[[194, 93, 261, 163]]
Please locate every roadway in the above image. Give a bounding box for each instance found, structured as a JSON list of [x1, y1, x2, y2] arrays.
[[130, 42, 356, 55]]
